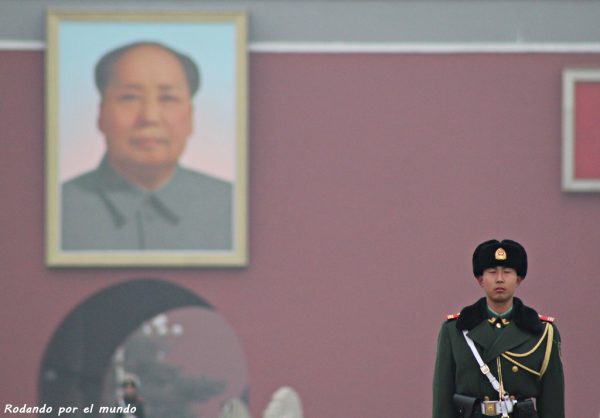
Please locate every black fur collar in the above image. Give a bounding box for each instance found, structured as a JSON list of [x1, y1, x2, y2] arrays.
[[456, 297, 544, 334]]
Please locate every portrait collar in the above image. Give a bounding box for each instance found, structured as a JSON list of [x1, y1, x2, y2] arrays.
[[94, 156, 181, 227]]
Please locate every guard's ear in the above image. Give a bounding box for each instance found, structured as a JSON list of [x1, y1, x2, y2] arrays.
[[476, 277, 483, 286]]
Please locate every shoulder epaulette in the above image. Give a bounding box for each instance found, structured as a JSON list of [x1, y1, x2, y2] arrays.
[[446, 313, 460, 321], [538, 314, 555, 323]]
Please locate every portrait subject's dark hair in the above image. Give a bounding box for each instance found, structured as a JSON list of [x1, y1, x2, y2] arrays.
[[94, 41, 201, 97]]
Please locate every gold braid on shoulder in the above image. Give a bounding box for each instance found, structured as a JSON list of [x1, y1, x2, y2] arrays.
[[500, 322, 554, 378]]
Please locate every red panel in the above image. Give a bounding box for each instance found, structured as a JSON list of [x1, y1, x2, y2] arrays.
[[574, 82, 600, 179]]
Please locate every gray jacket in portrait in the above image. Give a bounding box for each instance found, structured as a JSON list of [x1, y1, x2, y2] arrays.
[[61, 156, 233, 251]]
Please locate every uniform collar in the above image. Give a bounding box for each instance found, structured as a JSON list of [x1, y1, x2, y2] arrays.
[[487, 305, 513, 319], [93, 156, 181, 227], [456, 297, 544, 335], [466, 318, 533, 363]]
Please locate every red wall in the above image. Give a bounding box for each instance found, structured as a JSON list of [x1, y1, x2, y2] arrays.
[[2, 50, 600, 417]]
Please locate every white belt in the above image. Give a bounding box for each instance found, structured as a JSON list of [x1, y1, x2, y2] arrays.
[[462, 330, 516, 417], [462, 330, 502, 392]]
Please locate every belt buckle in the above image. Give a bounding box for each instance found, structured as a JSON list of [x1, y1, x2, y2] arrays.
[[482, 401, 497, 416]]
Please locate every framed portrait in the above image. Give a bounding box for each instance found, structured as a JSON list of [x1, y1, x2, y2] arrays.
[[45, 11, 248, 266], [562, 69, 600, 192]]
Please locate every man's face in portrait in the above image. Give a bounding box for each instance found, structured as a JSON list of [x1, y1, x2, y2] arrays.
[[98, 44, 193, 172], [478, 266, 521, 305]]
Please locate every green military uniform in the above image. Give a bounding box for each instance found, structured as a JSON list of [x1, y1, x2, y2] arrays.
[[432, 297, 564, 418]]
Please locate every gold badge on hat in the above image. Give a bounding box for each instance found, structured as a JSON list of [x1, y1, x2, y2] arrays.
[[495, 248, 507, 260]]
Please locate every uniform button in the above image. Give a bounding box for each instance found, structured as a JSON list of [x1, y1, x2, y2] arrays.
[[512, 366, 519, 373]]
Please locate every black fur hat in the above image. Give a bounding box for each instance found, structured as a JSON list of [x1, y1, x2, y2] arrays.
[[472, 239, 527, 278]]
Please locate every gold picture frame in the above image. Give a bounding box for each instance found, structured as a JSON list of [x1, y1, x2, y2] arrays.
[[46, 11, 248, 267]]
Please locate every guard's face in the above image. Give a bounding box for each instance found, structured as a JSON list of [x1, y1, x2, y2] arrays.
[[123, 383, 137, 397], [98, 45, 193, 172], [478, 266, 521, 305]]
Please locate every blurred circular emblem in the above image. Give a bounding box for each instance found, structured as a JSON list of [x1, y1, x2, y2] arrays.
[[495, 248, 507, 260]]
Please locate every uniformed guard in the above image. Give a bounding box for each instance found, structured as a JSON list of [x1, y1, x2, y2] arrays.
[[432, 239, 564, 418], [116, 374, 145, 418]]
